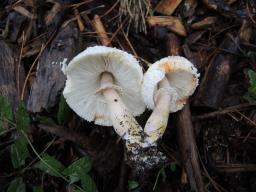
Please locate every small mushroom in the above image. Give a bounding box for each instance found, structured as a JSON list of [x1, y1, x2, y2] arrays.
[[142, 56, 200, 146], [63, 45, 145, 144]]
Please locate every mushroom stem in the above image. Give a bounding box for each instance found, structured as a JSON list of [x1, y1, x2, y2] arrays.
[[100, 72, 167, 170], [100, 72, 143, 146], [144, 77, 175, 146]]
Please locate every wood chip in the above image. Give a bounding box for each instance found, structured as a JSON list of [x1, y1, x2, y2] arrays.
[[239, 20, 252, 42], [13, 5, 35, 19], [191, 17, 217, 29], [92, 15, 111, 46], [45, 2, 62, 25], [74, 8, 85, 32], [155, 0, 182, 15], [147, 16, 187, 36]]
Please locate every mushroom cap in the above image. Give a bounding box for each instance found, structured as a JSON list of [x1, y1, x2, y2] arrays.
[[63, 46, 145, 126], [142, 56, 199, 112]]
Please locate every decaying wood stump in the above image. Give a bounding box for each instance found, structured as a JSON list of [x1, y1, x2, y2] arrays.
[[27, 23, 81, 112], [0, 40, 25, 111]]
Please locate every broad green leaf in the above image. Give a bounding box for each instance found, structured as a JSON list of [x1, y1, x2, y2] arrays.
[[16, 103, 29, 132], [67, 174, 80, 184], [34, 154, 65, 177], [63, 157, 92, 184], [62, 156, 92, 177], [33, 186, 44, 192], [128, 180, 139, 190], [80, 172, 97, 192], [0, 96, 12, 131], [11, 136, 29, 168], [57, 95, 71, 125], [7, 177, 25, 192]]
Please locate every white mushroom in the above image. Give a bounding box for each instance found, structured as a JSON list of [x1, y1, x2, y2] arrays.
[[63, 46, 145, 144], [142, 56, 200, 146]]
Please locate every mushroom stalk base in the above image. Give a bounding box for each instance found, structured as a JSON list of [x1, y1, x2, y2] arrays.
[[144, 77, 173, 146], [100, 72, 167, 172]]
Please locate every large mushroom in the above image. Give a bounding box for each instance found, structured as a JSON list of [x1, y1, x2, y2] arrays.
[[142, 56, 199, 146], [63, 46, 145, 145]]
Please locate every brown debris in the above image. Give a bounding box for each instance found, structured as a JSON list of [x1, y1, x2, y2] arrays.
[[45, 1, 62, 26], [216, 163, 256, 173], [191, 17, 217, 29], [177, 104, 204, 192], [193, 35, 239, 108], [155, 0, 182, 15], [23, 41, 42, 58], [165, 33, 181, 56], [74, 8, 85, 32], [12, 5, 35, 19], [92, 15, 112, 46], [147, 16, 187, 36], [239, 20, 252, 43], [183, 0, 197, 18]]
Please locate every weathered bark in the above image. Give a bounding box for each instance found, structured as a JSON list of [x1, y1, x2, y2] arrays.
[[27, 23, 81, 112], [0, 40, 25, 112], [177, 104, 204, 192], [7, 12, 27, 42], [193, 35, 239, 108]]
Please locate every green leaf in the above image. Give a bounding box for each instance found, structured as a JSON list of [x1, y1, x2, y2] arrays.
[[57, 95, 71, 125], [80, 173, 97, 192], [62, 156, 92, 179], [34, 154, 65, 177], [33, 186, 44, 192], [248, 70, 256, 85], [0, 96, 12, 131], [160, 168, 167, 183], [244, 70, 256, 104], [170, 162, 177, 172], [128, 180, 139, 190], [16, 103, 29, 132], [62, 157, 92, 185], [11, 136, 29, 168], [38, 116, 56, 126], [7, 177, 25, 192]]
